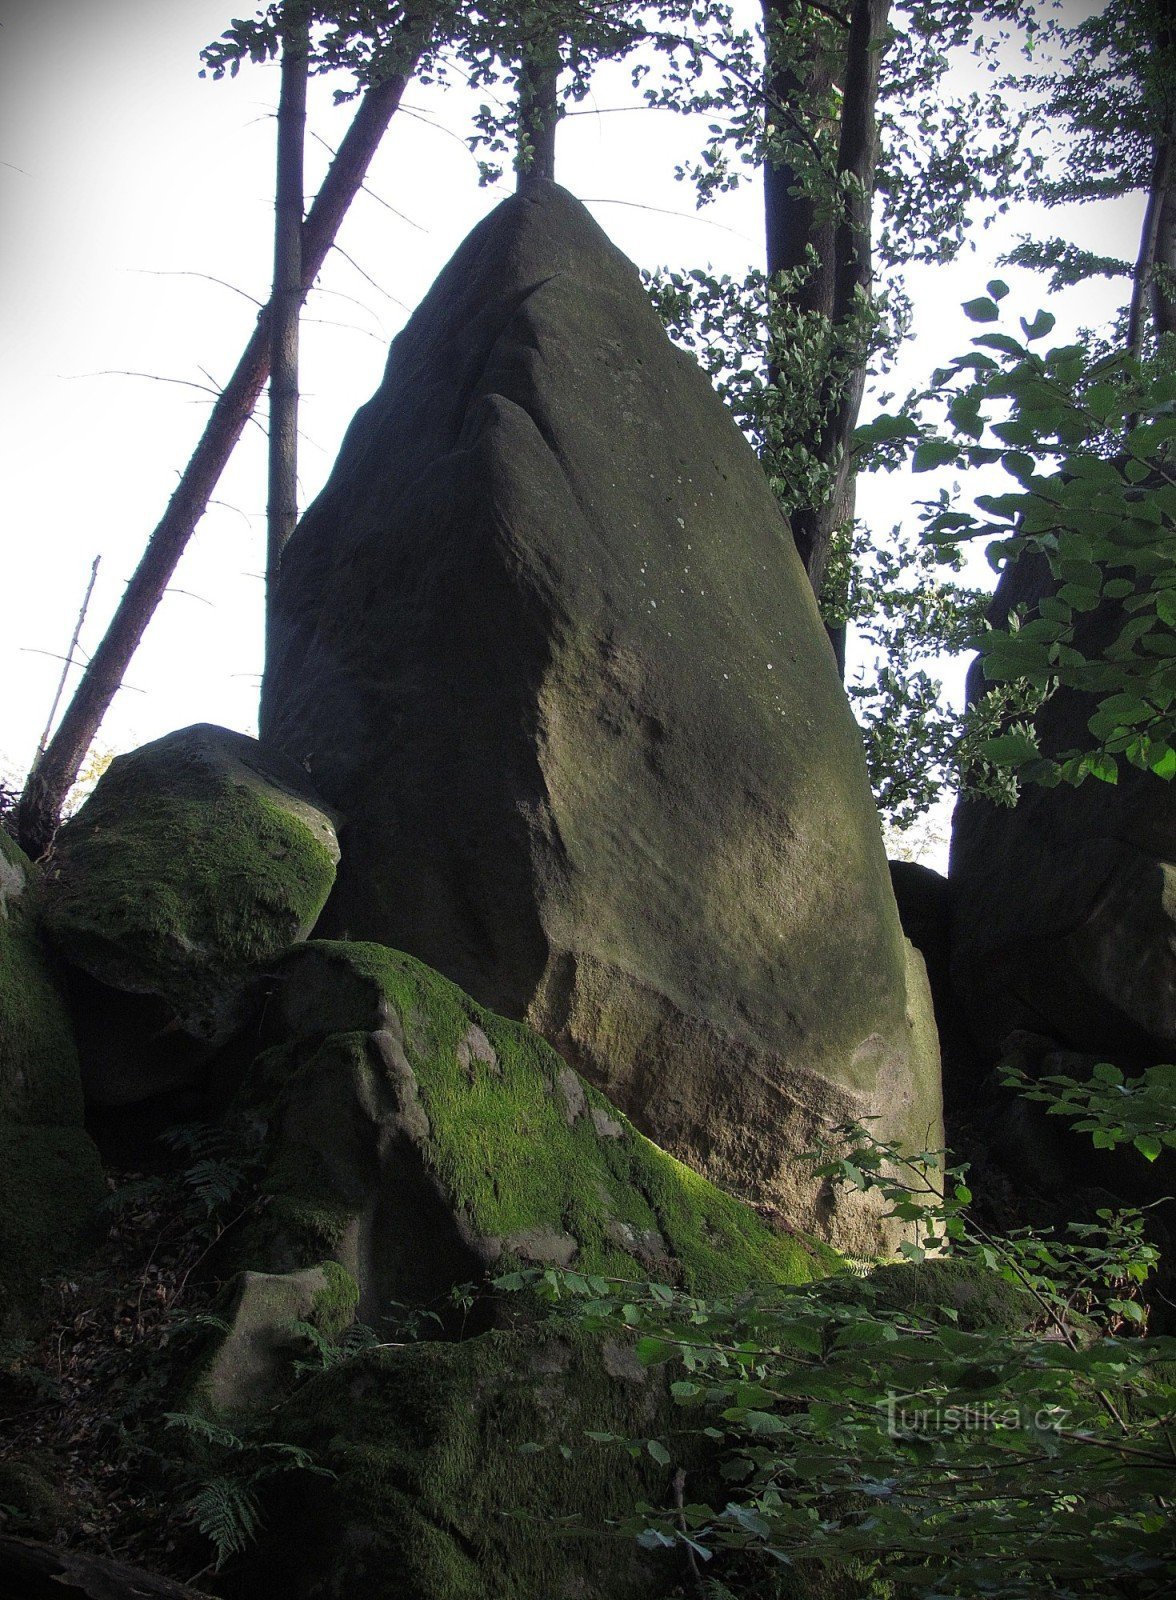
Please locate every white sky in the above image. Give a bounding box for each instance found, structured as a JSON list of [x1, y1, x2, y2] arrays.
[[0, 0, 1141, 861]]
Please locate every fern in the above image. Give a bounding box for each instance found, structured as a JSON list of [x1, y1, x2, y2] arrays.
[[164, 1410, 246, 1452], [186, 1474, 261, 1569]]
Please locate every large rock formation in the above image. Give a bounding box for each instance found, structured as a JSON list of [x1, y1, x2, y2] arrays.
[[40, 725, 339, 1104], [262, 182, 941, 1253], [950, 552, 1176, 1068]]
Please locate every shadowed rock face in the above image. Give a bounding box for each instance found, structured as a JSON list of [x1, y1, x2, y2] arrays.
[[261, 181, 941, 1253], [951, 552, 1176, 1072]]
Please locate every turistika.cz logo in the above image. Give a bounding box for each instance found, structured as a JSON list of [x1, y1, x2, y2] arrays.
[[884, 1390, 1070, 1438]]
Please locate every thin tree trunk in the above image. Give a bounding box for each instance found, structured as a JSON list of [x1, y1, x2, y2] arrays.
[[268, 0, 309, 631], [762, 0, 839, 320], [1128, 135, 1171, 359], [762, 0, 888, 673], [516, 41, 560, 186], [17, 55, 421, 859]]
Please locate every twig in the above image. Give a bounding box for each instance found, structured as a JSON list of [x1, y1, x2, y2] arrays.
[[126, 268, 264, 308], [330, 243, 410, 308], [33, 555, 100, 764]]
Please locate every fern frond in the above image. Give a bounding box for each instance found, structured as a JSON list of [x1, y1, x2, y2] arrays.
[[186, 1474, 261, 1568]]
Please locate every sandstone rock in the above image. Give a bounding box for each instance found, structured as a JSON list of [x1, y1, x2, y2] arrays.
[[950, 552, 1176, 1068], [261, 181, 941, 1253], [0, 831, 105, 1330], [234, 1327, 678, 1600], [240, 941, 834, 1329], [195, 1261, 358, 1414], [0, 828, 83, 1125], [40, 725, 340, 1104]]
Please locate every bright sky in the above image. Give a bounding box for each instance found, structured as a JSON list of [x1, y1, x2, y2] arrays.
[[0, 0, 1141, 861]]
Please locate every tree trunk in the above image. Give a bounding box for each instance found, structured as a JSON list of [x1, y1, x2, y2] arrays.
[[268, 0, 310, 632], [17, 53, 421, 860], [516, 40, 560, 186], [762, 0, 888, 672], [268, 3, 310, 627]]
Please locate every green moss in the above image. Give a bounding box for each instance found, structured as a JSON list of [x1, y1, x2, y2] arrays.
[[0, 831, 82, 1126], [0, 1121, 105, 1331], [821, 1257, 1038, 1333], [244, 1325, 678, 1600], [0, 1455, 64, 1539], [257, 941, 837, 1298], [41, 727, 338, 1027], [309, 1260, 359, 1340]]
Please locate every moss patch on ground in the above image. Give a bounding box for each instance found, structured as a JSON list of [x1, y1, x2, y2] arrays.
[[0, 1122, 105, 1331], [242, 1324, 680, 1600], [40, 725, 338, 1038], [0, 830, 82, 1126], [250, 941, 838, 1301]]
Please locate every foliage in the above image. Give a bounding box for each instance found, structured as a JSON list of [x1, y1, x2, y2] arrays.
[[163, 1409, 331, 1570], [1001, 1059, 1176, 1167], [885, 289, 1176, 796], [499, 1083, 1176, 1598]]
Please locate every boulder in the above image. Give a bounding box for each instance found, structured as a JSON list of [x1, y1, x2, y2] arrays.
[[40, 725, 340, 1105], [0, 828, 83, 1125], [234, 1327, 679, 1600], [950, 552, 1176, 1069], [238, 941, 834, 1332], [0, 830, 105, 1331], [260, 181, 942, 1254]]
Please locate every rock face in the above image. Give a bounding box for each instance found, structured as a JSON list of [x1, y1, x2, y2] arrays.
[[261, 181, 941, 1252], [0, 829, 104, 1331], [950, 552, 1176, 1068], [239, 1328, 677, 1600], [40, 725, 340, 1104], [240, 941, 833, 1334]]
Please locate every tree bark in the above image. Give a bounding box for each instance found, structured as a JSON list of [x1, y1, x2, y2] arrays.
[[18, 52, 421, 860], [516, 41, 560, 186], [268, 0, 310, 631], [762, 0, 888, 673]]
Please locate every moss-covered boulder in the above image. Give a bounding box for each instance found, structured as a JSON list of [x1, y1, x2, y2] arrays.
[[40, 725, 340, 1105], [0, 829, 82, 1126], [0, 831, 105, 1331], [236, 1326, 680, 1600], [260, 180, 942, 1257], [242, 941, 834, 1330]]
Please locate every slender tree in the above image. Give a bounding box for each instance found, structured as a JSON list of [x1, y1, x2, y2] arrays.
[[17, 44, 422, 860], [267, 0, 311, 628]]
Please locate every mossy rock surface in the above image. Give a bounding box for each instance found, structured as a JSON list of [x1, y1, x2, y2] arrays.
[[0, 1122, 105, 1331], [238, 1325, 680, 1600], [0, 830, 82, 1126], [244, 941, 835, 1325], [39, 725, 339, 1101]]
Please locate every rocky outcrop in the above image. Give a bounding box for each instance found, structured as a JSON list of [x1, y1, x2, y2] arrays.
[[40, 725, 340, 1105], [238, 1327, 678, 1600], [0, 830, 104, 1331], [237, 941, 833, 1338], [261, 181, 942, 1254], [950, 552, 1176, 1070]]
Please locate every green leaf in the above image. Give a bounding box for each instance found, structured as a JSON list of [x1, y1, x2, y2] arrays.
[[987, 278, 1011, 301], [1020, 309, 1056, 341], [646, 1439, 673, 1466], [981, 732, 1040, 766], [912, 439, 958, 472], [963, 296, 1000, 323]]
